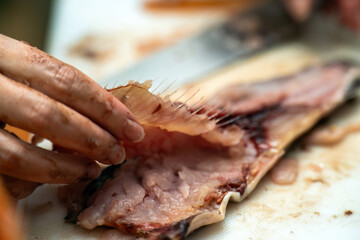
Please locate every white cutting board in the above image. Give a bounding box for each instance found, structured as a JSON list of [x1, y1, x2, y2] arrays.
[[19, 1, 360, 239]]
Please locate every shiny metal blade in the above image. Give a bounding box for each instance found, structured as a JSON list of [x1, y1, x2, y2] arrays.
[[100, 1, 298, 90]]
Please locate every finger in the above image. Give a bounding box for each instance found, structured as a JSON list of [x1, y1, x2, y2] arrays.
[[0, 34, 144, 143], [0, 129, 101, 183], [282, 0, 314, 22], [1, 175, 40, 199], [0, 73, 125, 164]]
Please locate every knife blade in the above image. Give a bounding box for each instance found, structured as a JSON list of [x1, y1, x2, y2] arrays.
[[100, 0, 299, 90]]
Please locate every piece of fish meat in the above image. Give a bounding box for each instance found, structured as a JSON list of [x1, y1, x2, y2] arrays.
[[60, 61, 359, 239]]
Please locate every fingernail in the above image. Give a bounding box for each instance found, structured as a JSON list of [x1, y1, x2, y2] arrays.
[[124, 119, 144, 143], [109, 144, 126, 164]]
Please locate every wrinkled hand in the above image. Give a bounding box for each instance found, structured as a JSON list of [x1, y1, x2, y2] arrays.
[[0, 34, 144, 197], [283, 0, 360, 30]]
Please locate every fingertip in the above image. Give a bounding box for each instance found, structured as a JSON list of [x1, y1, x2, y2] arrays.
[[99, 143, 126, 165]]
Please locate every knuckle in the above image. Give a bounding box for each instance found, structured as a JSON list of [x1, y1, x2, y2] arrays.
[[26, 47, 78, 96], [52, 64, 76, 83], [32, 102, 56, 128], [50, 64, 78, 98], [101, 95, 116, 120], [25, 47, 79, 102]]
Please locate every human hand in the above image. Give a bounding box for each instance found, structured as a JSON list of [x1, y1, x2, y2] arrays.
[[0, 34, 144, 197], [283, 0, 360, 30]]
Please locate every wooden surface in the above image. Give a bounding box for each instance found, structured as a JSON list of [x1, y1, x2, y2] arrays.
[[0, 178, 22, 240], [5, 125, 30, 143]]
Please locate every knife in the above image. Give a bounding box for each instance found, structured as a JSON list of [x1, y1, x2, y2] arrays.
[[100, 0, 299, 90]]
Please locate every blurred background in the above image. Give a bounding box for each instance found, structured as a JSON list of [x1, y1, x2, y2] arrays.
[[0, 0, 246, 80], [0, 0, 52, 50]]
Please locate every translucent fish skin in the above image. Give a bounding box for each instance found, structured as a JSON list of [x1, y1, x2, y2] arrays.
[[108, 81, 217, 136], [62, 62, 359, 240]]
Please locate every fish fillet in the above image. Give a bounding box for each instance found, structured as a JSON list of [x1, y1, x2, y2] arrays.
[[60, 61, 359, 239]]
